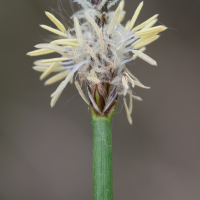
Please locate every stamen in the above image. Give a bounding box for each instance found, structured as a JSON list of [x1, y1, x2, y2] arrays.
[[107, 6, 121, 34], [34, 60, 55, 66], [33, 66, 65, 72], [51, 87, 63, 107], [70, 76, 73, 84], [129, 90, 133, 115], [119, 13, 125, 23], [134, 81, 150, 89], [123, 98, 132, 124], [130, 2, 144, 29], [45, 70, 71, 85], [133, 35, 160, 49], [133, 14, 159, 32], [41, 57, 69, 63], [125, 68, 140, 82], [50, 40, 79, 47], [74, 17, 83, 45], [85, 13, 100, 37], [83, 41, 95, 58], [125, 68, 149, 89], [27, 49, 54, 56], [51, 73, 74, 97], [40, 62, 59, 80], [133, 50, 157, 66], [133, 47, 146, 60], [122, 76, 129, 96], [125, 72, 135, 88], [40, 25, 67, 37], [119, 0, 125, 11], [87, 77, 100, 84], [99, 28, 105, 52], [75, 81, 89, 105], [128, 91, 143, 101], [51, 38, 78, 43], [141, 19, 158, 30], [35, 43, 66, 53], [135, 25, 166, 36], [45, 12, 66, 32], [125, 20, 131, 30]]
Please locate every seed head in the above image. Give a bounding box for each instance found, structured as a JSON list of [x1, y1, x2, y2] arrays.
[[27, 0, 167, 123]]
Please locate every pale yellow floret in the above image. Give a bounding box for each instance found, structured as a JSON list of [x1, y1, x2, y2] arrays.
[[27, 49, 54, 56], [45, 70, 71, 85], [51, 88, 63, 107], [133, 47, 146, 60], [50, 40, 79, 47], [45, 12, 66, 32], [141, 19, 157, 30], [125, 20, 131, 30], [99, 28, 105, 52], [132, 14, 159, 32], [133, 35, 160, 49], [40, 25, 67, 37], [85, 13, 100, 37], [135, 25, 166, 36], [83, 41, 95, 58], [41, 57, 69, 63], [118, 14, 125, 23], [129, 90, 133, 115], [33, 66, 65, 72], [123, 98, 132, 124], [130, 1, 144, 29], [51, 39, 78, 43], [87, 77, 100, 84], [118, 0, 125, 11], [50, 73, 74, 107], [107, 6, 121, 34], [75, 81, 89, 105], [139, 30, 161, 39], [40, 62, 58, 80], [118, 0, 125, 22], [74, 17, 83, 45], [35, 44, 66, 53], [34, 60, 60, 66], [133, 50, 157, 66]]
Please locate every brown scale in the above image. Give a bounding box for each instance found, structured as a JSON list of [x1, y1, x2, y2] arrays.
[[98, 13, 108, 27]]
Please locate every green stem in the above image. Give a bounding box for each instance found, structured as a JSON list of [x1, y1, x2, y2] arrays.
[[92, 115, 113, 200]]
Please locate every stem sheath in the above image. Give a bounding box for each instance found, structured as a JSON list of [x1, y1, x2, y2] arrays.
[[92, 117, 113, 200]]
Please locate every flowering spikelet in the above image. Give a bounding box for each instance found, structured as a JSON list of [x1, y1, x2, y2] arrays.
[[27, 0, 166, 124]]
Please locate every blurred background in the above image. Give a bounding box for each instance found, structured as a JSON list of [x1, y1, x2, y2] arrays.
[[0, 0, 200, 199]]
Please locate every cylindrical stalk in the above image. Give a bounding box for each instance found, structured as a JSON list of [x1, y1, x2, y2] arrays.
[[92, 117, 113, 200]]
